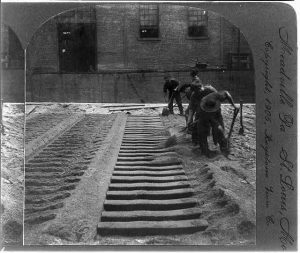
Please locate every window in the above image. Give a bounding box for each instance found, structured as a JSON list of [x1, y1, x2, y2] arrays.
[[1, 25, 24, 69], [229, 54, 252, 70], [139, 4, 159, 39], [58, 23, 96, 72], [188, 9, 208, 38]]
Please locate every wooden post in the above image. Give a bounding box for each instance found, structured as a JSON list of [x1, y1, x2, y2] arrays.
[[239, 99, 245, 135], [1, 98, 3, 134]]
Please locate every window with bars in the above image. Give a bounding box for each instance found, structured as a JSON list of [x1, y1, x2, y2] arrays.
[[139, 4, 159, 38], [58, 23, 96, 72], [188, 9, 208, 38]]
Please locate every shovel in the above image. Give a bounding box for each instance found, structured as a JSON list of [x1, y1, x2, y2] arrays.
[[238, 100, 245, 135], [165, 92, 181, 114], [227, 107, 240, 140], [220, 107, 239, 158]]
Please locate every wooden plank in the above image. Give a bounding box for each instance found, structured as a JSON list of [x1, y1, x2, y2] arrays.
[[101, 207, 202, 222], [117, 157, 153, 161], [120, 144, 158, 148], [109, 105, 165, 111], [106, 188, 194, 200], [118, 149, 169, 154], [114, 164, 183, 171], [98, 219, 208, 235], [108, 181, 190, 191], [112, 169, 185, 177], [101, 104, 144, 108], [103, 197, 197, 211], [110, 175, 188, 183], [115, 161, 181, 166]]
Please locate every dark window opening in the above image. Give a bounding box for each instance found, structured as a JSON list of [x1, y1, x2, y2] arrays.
[[229, 54, 252, 70], [139, 4, 159, 38], [1, 25, 24, 69], [188, 9, 208, 38], [58, 23, 96, 72]]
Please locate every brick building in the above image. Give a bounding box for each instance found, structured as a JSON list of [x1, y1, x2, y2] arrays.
[[26, 3, 255, 102]]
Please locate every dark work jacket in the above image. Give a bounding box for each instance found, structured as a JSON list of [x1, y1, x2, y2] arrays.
[[190, 85, 217, 113], [163, 78, 180, 94]]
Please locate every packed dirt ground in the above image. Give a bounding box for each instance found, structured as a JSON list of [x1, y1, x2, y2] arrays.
[[1, 103, 255, 246], [1, 104, 24, 246]]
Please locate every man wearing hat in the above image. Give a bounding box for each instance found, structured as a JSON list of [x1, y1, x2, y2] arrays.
[[186, 68, 216, 144], [163, 74, 184, 115], [197, 90, 239, 157], [187, 83, 217, 145], [177, 69, 206, 140]]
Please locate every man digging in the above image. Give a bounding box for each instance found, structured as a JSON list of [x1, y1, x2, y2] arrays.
[[186, 69, 217, 146], [186, 77, 239, 157], [197, 91, 239, 157], [163, 74, 184, 115]]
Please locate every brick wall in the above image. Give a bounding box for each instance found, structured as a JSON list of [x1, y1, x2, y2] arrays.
[[27, 70, 254, 103], [1, 25, 25, 102], [26, 4, 255, 102], [26, 8, 96, 75], [96, 4, 226, 70], [222, 18, 252, 68], [1, 69, 24, 102], [27, 4, 253, 73], [26, 19, 58, 74], [96, 5, 127, 70]]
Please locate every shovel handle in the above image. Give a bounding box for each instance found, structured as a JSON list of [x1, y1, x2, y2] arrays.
[[227, 107, 240, 140], [239, 100, 245, 134]]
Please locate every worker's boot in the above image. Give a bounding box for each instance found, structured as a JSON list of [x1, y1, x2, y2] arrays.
[[199, 136, 214, 157], [168, 107, 174, 114], [220, 138, 230, 157], [185, 109, 189, 124], [191, 125, 199, 145], [179, 104, 184, 116], [168, 100, 174, 114]]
